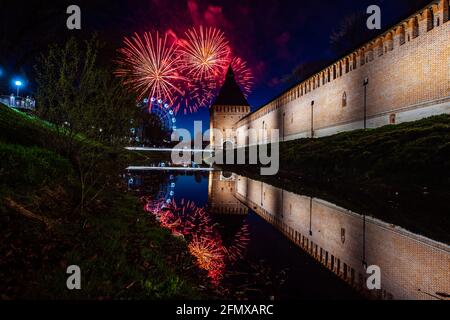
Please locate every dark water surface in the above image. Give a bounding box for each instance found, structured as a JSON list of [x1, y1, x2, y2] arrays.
[[126, 170, 449, 300]]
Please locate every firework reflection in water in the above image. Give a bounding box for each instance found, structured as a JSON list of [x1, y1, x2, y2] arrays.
[[142, 196, 251, 285]]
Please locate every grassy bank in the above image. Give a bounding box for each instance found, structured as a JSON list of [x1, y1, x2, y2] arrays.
[[223, 115, 450, 243], [0, 104, 209, 299]]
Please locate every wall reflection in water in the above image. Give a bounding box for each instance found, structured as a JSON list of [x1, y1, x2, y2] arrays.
[[225, 173, 450, 300]]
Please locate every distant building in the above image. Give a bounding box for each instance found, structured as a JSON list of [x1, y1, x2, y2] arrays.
[[0, 95, 36, 111]]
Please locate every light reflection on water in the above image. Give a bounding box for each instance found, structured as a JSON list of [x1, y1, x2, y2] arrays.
[[141, 197, 250, 286], [126, 170, 450, 300]]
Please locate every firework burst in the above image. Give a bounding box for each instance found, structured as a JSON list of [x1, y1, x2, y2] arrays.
[[142, 195, 251, 286], [145, 199, 214, 236], [179, 26, 232, 81], [231, 57, 254, 97], [173, 77, 217, 114], [223, 223, 250, 265], [188, 235, 225, 271], [116, 27, 254, 115], [115, 32, 185, 103], [166, 199, 214, 236], [188, 235, 226, 285]]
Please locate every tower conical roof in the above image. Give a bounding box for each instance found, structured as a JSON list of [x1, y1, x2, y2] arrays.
[[213, 66, 249, 106]]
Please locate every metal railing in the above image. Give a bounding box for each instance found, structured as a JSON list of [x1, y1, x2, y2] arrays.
[[0, 95, 36, 111]]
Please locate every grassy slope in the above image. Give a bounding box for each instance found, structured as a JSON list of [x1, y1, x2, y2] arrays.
[[0, 104, 208, 299], [280, 115, 450, 187], [224, 115, 450, 243]]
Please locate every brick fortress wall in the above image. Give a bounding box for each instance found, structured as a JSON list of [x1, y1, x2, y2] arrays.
[[231, 0, 449, 145]]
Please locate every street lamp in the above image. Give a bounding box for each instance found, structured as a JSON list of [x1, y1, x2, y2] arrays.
[[362, 214, 367, 269], [363, 78, 369, 129], [310, 100, 315, 138], [15, 80, 23, 97], [309, 197, 313, 236]]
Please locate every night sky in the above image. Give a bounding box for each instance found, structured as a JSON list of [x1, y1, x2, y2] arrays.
[[0, 0, 431, 133]]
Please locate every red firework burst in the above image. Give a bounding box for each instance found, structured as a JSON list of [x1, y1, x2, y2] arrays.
[[179, 26, 232, 81], [145, 199, 213, 237], [173, 77, 217, 114], [224, 223, 250, 265], [142, 195, 254, 286], [167, 200, 214, 236], [115, 32, 185, 103], [231, 57, 254, 97]]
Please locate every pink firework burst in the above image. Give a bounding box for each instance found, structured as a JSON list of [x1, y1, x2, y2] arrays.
[[231, 57, 254, 97], [165, 199, 214, 236], [145, 198, 214, 237], [115, 31, 185, 103], [224, 223, 250, 265], [179, 26, 232, 81], [173, 77, 217, 114]]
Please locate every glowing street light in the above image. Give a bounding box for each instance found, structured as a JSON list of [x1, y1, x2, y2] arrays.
[[14, 80, 23, 97]]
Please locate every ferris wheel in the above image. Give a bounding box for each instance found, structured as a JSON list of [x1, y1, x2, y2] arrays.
[[159, 174, 177, 208], [137, 97, 177, 133]]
